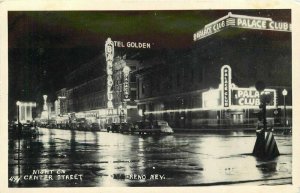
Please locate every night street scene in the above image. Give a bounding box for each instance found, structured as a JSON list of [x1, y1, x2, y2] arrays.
[[8, 10, 292, 187]]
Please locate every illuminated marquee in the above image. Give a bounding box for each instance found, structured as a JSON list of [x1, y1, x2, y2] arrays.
[[194, 12, 291, 41], [202, 89, 221, 108], [231, 88, 276, 108], [17, 101, 36, 123], [202, 65, 277, 110]]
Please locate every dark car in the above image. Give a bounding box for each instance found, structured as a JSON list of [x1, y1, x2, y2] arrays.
[[134, 120, 174, 135], [119, 123, 135, 133], [22, 123, 39, 138], [107, 123, 120, 133], [91, 123, 101, 131]]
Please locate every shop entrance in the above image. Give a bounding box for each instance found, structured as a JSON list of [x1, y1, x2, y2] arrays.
[[232, 114, 244, 124]]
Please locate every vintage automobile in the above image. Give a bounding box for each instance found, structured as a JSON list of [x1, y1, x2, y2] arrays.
[[156, 120, 174, 134], [91, 123, 101, 131], [107, 123, 120, 133], [135, 120, 174, 135], [22, 123, 39, 138]]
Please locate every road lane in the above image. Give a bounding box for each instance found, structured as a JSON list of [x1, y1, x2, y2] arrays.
[[8, 128, 292, 187]]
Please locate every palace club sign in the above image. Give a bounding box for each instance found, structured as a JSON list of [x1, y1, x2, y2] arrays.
[[231, 88, 276, 108], [221, 65, 232, 108], [203, 65, 277, 109], [194, 12, 291, 41]]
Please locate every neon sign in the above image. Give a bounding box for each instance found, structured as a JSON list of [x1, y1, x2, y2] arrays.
[[231, 88, 276, 108], [105, 38, 114, 112], [194, 15, 228, 41], [236, 18, 291, 31], [194, 12, 291, 41], [114, 41, 151, 49], [123, 66, 130, 100], [221, 65, 232, 108]]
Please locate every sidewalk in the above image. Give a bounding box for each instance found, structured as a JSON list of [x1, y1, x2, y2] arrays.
[[173, 126, 292, 133]]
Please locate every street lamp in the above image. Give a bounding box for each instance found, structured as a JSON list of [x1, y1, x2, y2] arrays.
[[282, 89, 288, 126], [16, 101, 20, 123], [16, 101, 21, 138]]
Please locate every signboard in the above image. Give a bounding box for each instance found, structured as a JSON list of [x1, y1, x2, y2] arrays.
[[234, 17, 291, 32], [123, 66, 130, 100], [114, 41, 151, 49], [194, 15, 228, 41], [194, 12, 291, 41], [221, 65, 232, 108], [231, 88, 276, 108], [105, 38, 115, 110], [202, 89, 221, 108], [123, 73, 130, 100]]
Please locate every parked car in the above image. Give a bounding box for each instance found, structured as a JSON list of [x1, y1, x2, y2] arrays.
[[91, 123, 101, 131], [22, 123, 39, 138], [134, 120, 174, 135], [156, 120, 174, 134], [119, 123, 136, 133], [107, 123, 120, 133]]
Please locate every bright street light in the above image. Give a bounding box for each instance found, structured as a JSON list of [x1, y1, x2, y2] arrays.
[[282, 89, 288, 126]]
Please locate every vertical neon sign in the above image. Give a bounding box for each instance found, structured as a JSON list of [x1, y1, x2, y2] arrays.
[[105, 38, 114, 114], [123, 66, 130, 100], [221, 65, 232, 108]]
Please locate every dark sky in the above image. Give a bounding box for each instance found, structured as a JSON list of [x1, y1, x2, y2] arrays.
[[8, 9, 291, 118]]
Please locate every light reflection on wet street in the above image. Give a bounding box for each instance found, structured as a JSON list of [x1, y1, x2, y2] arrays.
[[8, 128, 292, 187]]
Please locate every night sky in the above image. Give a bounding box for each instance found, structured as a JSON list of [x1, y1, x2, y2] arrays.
[[8, 10, 291, 119]]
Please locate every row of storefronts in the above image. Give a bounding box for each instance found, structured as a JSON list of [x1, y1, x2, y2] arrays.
[[42, 12, 291, 129]]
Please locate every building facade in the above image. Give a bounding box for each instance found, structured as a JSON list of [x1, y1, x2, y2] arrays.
[[54, 53, 139, 126], [135, 13, 292, 129]]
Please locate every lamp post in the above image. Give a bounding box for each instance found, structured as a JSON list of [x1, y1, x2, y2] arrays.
[[16, 101, 20, 124], [16, 101, 21, 182], [282, 89, 288, 126], [16, 101, 21, 136]]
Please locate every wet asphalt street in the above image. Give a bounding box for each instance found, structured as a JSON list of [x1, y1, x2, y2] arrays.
[[8, 127, 292, 187]]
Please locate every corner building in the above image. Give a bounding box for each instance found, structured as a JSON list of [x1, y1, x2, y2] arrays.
[[136, 13, 292, 129]]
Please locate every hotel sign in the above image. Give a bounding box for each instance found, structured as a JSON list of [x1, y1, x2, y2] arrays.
[[221, 65, 232, 108], [114, 41, 151, 49], [194, 12, 291, 41], [105, 38, 115, 110]]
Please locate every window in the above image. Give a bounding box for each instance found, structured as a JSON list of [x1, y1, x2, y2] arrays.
[[141, 82, 145, 94]]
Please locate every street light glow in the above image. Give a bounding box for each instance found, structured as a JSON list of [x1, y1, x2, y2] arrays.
[[282, 89, 288, 96], [123, 66, 130, 74], [138, 109, 143, 116]]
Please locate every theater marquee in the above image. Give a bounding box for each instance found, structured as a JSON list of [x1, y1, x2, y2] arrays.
[[231, 88, 276, 108]]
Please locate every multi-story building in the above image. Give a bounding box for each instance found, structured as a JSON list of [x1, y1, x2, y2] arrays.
[[55, 88, 67, 115], [135, 13, 292, 129], [56, 53, 139, 126]]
